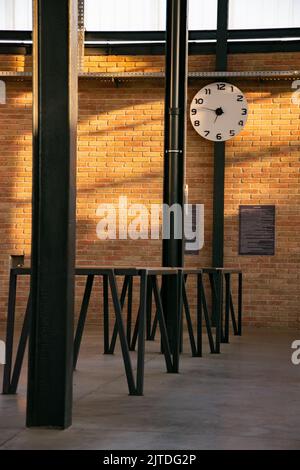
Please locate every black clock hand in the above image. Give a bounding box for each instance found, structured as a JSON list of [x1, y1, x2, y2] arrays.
[[200, 106, 217, 112]]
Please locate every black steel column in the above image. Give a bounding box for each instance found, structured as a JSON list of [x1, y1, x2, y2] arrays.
[[212, 0, 229, 268], [211, 0, 229, 326], [162, 0, 188, 348], [27, 0, 78, 429]]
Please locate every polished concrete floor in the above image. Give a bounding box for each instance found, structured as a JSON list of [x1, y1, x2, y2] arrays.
[[0, 327, 300, 450]]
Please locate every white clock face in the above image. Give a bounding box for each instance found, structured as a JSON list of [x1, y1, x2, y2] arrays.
[[190, 82, 248, 142]]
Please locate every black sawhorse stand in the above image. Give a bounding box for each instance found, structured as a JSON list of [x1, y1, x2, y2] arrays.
[[148, 269, 219, 355], [147, 268, 243, 355], [104, 268, 183, 373], [2, 267, 147, 396], [2, 266, 183, 396], [2, 266, 242, 396], [203, 268, 243, 346]]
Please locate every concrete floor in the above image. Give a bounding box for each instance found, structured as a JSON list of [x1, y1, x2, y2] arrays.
[[0, 327, 300, 450]]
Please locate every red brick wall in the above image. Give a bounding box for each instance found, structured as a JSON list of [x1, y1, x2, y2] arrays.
[[0, 52, 299, 328]]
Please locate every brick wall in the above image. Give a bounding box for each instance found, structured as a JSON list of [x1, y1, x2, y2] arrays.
[[0, 52, 299, 328]]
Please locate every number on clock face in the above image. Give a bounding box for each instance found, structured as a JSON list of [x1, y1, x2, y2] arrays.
[[190, 82, 248, 142]]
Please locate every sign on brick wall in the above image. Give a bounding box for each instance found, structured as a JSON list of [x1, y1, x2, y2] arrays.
[[239, 205, 275, 256], [185, 204, 203, 255]]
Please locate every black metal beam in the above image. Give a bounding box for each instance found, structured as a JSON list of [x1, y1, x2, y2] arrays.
[[83, 28, 300, 42], [0, 30, 32, 40], [228, 27, 300, 40], [1, 40, 300, 56], [99, 28, 300, 41], [85, 42, 215, 56], [1, 30, 300, 56], [216, 1, 228, 71], [212, 0, 229, 269], [162, 0, 188, 352], [85, 30, 217, 42], [1, 27, 299, 43], [85, 43, 166, 56], [26, 0, 78, 429], [0, 45, 32, 55], [163, 0, 188, 267], [228, 40, 300, 54], [86, 31, 166, 42], [84, 40, 300, 56], [212, 143, 226, 268]]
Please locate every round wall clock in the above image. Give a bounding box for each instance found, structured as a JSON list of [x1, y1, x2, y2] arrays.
[[190, 82, 248, 142]]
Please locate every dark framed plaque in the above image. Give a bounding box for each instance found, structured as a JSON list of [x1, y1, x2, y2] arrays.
[[239, 205, 275, 256]]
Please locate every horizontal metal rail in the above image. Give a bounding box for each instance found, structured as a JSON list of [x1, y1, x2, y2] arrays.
[[0, 70, 299, 81], [1, 40, 300, 56], [1, 28, 300, 42], [1, 26, 300, 57]]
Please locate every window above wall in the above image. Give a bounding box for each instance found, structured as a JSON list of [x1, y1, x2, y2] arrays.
[[84, 0, 300, 32], [0, 0, 218, 31], [0, 0, 299, 37], [229, 0, 300, 29], [85, 0, 218, 31], [0, 0, 32, 30]]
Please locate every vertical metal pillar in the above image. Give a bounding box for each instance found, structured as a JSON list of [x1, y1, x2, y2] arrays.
[[27, 0, 78, 429], [78, 0, 85, 73], [212, 0, 229, 268], [162, 0, 189, 348], [211, 0, 229, 325]]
